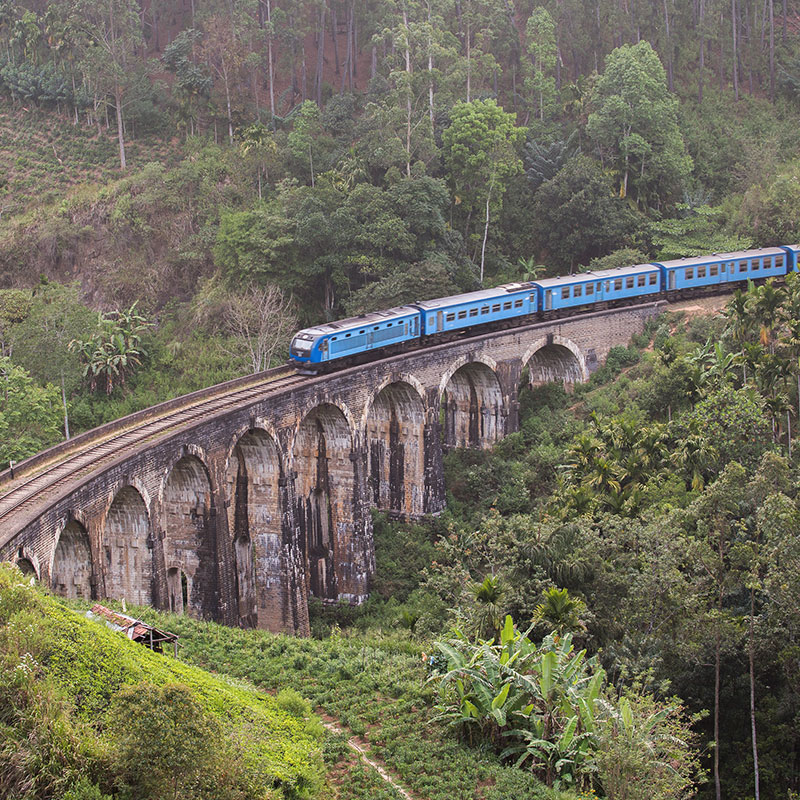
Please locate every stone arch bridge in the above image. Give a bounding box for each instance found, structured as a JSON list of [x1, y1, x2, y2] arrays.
[[0, 303, 662, 636]]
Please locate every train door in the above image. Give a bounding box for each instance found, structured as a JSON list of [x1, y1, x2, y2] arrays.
[[545, 290, 552, 311], [437, 310, 443, 332], [320, 338, 329, 361], [668, 270, 676, 290], [412, 316, 419, 336]]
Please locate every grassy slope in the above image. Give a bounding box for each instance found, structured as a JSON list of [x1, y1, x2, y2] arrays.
[[0, 565, 324, 799], [135, 608, 576, 800]]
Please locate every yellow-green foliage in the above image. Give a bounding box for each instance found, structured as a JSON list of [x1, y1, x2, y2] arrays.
[[0, 563, 323, 799]]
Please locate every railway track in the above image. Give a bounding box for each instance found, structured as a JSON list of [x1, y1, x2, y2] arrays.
[[0, 368, 306, 537]]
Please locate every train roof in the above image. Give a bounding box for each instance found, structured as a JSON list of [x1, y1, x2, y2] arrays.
[[656, 247, 787, 269], [534, 264, 659, 288], [414, 283, 535, 310], [297, 305, 418, 337]]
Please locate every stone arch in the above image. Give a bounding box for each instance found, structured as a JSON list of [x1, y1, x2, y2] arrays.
[[102, 485, 153, 606], [162, 454, 217, 618], [364, 381, 426, 517], [14, 546, 38, 579], [225, 427, 283, 630], [522, 335, 587, 388], [51, 519, 93, 600], [292, 403, 354, 601], [440, 361, 504, 449]]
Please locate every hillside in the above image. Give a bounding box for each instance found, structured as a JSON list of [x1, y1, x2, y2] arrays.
[[0, 563, 324, 800]]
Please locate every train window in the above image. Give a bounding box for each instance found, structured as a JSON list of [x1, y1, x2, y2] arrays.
[[752, 261, 760, 270], [685, 268, 694, 279], [492, 304, 501, 312], [614, 279, 623, 291], [767, 257, 774, 268], [561, 287, 570, 299], [332, 336, 338, 341], [626, 277, 635, 289], [529, 294, 536, 303], [698, 266, 706, 278], [586, 283, 595, 295], [345, 333, 351, 337], [469, 308, 479, 317], [739, 261, 747, 272], [514, 299, 524, 308], [374, 326, 379, 330], [481, 306, 490, 314], [777, 256, 785, 269], [574, 284, 583, 297], [359, 329, 365, 334], [709, 265, 718, 277], [649, 273, 658, 285], [446, 313, 455, 322], [637, 275, 646, 287], [503, 302, 512, 310], [458, 310, 467, 319]]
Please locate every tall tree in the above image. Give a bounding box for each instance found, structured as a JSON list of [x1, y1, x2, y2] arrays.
[[586, 40, 692, 208], [442, 99, 523, 283], [76, 0, 142, 169]]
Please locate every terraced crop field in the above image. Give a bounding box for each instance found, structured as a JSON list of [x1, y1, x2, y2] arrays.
[[0, 100, 178, 217]]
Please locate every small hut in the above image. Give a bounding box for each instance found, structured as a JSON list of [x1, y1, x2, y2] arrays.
[[88, 604, 179, 657]]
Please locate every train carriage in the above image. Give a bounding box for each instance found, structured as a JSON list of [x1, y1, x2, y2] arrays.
[[414, 283, 538, 336], [534, 264, 661, 312], [655, 247, 789, 292]]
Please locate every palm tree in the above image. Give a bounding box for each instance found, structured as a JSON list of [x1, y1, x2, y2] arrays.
[[748, 280, 783, 354], [533, 587, 587, 637], [723, 289, 753, 382]]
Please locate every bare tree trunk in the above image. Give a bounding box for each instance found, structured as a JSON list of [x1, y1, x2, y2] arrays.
[[61, 372, 70, 440], [480, 178, 494, 285], [714, 581, 722, 800], [699, 0, 705, 101], [114, 87, 127, 169], [769, 0, 775, 99], [316, 2, 326, 106], [750, 588, 760, 800], [402, 2, 413, 175], [348, 4, 355, 88], [341, 2, 352, 94], [266, 0, 275, 123], [466, 17, 471, 102], [428, 5, 435, 129], [732, 0, 739, 99], [331, 3, 340, 75], [664, 0, 673, 91]]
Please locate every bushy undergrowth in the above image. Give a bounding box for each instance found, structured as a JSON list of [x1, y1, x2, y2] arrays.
[[0, 564, 324, 800], [133, 607, 576, 800]]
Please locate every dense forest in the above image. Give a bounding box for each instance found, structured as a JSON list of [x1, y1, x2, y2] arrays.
[[1, 2, 800, 799], [1, 0, 800, 447]]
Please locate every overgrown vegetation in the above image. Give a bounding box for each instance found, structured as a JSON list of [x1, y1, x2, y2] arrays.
[[0, 563, 324, 799]]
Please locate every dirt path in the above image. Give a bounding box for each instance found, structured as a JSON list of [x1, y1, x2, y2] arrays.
[[666, 292, 732, 317], [322, 719, 416, 800]]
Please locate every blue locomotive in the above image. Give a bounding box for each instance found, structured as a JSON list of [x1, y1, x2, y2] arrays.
[[289, 245, 800, 370]]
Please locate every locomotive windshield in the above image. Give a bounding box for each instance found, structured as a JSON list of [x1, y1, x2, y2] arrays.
[[292, 333, 314, 351]]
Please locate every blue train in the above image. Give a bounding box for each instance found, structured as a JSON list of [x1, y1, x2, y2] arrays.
[[289, 245, 800, 370]]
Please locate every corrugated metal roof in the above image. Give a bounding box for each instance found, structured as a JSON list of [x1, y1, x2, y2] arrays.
[[298, 305, 418, 336], [656, 247, 786, 269], [88, 604, 177, 645], [414, 283, 535, 309], [535, 264, 659, 287]]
